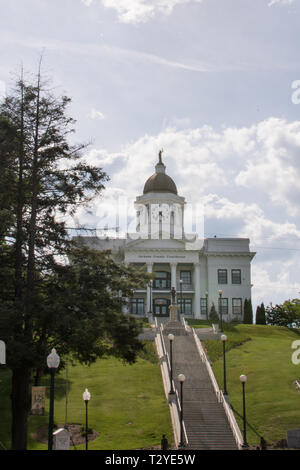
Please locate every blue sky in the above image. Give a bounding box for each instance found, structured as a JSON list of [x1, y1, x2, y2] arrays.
[[1, 0, 300, 311]]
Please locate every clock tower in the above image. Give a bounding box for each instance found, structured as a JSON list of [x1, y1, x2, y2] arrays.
[[134, 152, 185, 240]]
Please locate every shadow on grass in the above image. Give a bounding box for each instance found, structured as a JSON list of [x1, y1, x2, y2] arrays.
[[41, 375, 74, 400], [230, 403, 264, 445]]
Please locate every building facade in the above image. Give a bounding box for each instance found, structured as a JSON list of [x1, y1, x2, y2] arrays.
[[76, 152, 255, 320]]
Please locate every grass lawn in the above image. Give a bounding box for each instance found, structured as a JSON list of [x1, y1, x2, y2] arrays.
[[0, 342, 173, 450], [202, 324, 300, 448]]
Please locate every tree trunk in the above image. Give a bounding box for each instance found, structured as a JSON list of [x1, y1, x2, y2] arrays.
[[34, 367, 42, 387], [11, 368, 31, 450]]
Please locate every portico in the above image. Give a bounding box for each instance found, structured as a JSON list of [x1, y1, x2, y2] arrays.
[[125, 247, 202, 317]]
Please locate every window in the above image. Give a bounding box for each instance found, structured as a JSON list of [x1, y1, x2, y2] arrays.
[[219, 298, 228, 315], [130, 298, 144, 315], [232, 298, 242, 315], [218, 269, 228, 284], [180, 271, 191, 285], [200, 298, 208, 316], [232, 269, 241, 284], [178, 298, 192, 315], [154, 298, 170, 316], [153, 271, 171, 289]]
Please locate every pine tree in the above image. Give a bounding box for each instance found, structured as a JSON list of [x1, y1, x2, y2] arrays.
[[209, 303, 219, 322], [256, 302, 266, 325], [0, 63, 151, 449], [243, 298, 253, 324]]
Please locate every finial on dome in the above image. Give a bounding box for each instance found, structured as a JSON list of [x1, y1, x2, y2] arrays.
[[156, 149, 166, 174], [158, 148, 163, 164]]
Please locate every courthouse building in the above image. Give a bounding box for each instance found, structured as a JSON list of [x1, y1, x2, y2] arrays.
[[76, 152, 255, 320]]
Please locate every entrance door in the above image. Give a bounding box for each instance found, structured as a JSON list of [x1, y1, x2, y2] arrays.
[[154, 298, 170, 316]]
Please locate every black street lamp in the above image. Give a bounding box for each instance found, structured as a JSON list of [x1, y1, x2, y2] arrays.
[[47, 348, 60, 451], [240, 374, 249, 448], [221, 334, 228, 396], [178, 374, 186, 448], [83, 388, 91, 450], [168, 334, 175, 395], [205, 290, 208, 320], [148, 280, 153, 315], [180, 279, 183, 315], [218, 289, 223, 332]]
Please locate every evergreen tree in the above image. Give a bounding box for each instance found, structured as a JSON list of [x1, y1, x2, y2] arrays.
[[255, 305, 261, 324], [243, 298, 253, 324], [256, 302, 266, 325], [209, 303, 219, 322], [0, 64, 150, 449]]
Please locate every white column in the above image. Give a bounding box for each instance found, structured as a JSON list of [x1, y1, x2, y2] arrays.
[[171, 263, 177, 289], [194, 262, 201, 318], [146, 263, 153, 313]]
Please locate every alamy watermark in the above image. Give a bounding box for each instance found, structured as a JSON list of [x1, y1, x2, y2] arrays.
[[89, 196, 205, 243], [291, 80, 300, 104], [291, 340, 300, 365]]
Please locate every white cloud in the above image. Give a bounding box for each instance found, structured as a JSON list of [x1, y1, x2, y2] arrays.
[[89, 108, 106, 120], [0, 80, 6, 101], [268, 0, 295, 6], [81, 0, 204, 23], [2, 31, 213, 73], [251, 261, 300, 310], [73, 118, 300, 307], [83, 118, 300, 220], [80, 0, 297, 23], [235, 118, 300, 216]]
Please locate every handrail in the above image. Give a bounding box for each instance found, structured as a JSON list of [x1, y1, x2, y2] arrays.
[[193, 329, 222, 402], [157, 327, 189, 448], [192, 328, 243, 449], [221, 391, 243, 448], [182, 316, 192, 333]]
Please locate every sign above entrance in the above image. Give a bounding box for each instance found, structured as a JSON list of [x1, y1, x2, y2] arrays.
[[138, 255, 186, 259]]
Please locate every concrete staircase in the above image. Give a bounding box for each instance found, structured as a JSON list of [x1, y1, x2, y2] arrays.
[[163, 332, 238, 450]]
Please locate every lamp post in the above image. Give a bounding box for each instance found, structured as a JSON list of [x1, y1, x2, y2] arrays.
[[218, 289, 223, 332], [83, 388, 91, 450], [148, 280, 153, 315], [240, 375, 249, 448], [221, 334, 228, 396], [47, 348, 60, 451], [180, 279, 183, 315], [205, 290, 208, 320], [168, 334, 175, 394], [178, 374, 186, 448]]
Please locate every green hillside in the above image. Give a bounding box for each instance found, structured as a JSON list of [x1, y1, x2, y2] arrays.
[[202, 324, 300, 448], [0, 342, 173, 450], [1, 325, 300, 450]]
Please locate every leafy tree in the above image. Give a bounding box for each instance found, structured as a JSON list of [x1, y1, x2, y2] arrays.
[[256, 303, 266, 325], [265, 299, 300, 327], [243, 298, 253, 324], [0, 64, 150, 449]]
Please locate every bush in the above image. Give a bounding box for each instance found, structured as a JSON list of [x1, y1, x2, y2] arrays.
[[256, 303, 266, 325], [209, 303, 219, 322], [244, 298, 253, 324]]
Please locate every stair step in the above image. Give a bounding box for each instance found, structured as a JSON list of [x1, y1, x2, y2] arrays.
[[162, 331, 239, 450]]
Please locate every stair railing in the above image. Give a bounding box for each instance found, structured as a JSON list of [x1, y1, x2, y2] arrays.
[[192, 328, 243, 449], [192, 328, 222, 401], [158, 328, 189, 448]]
